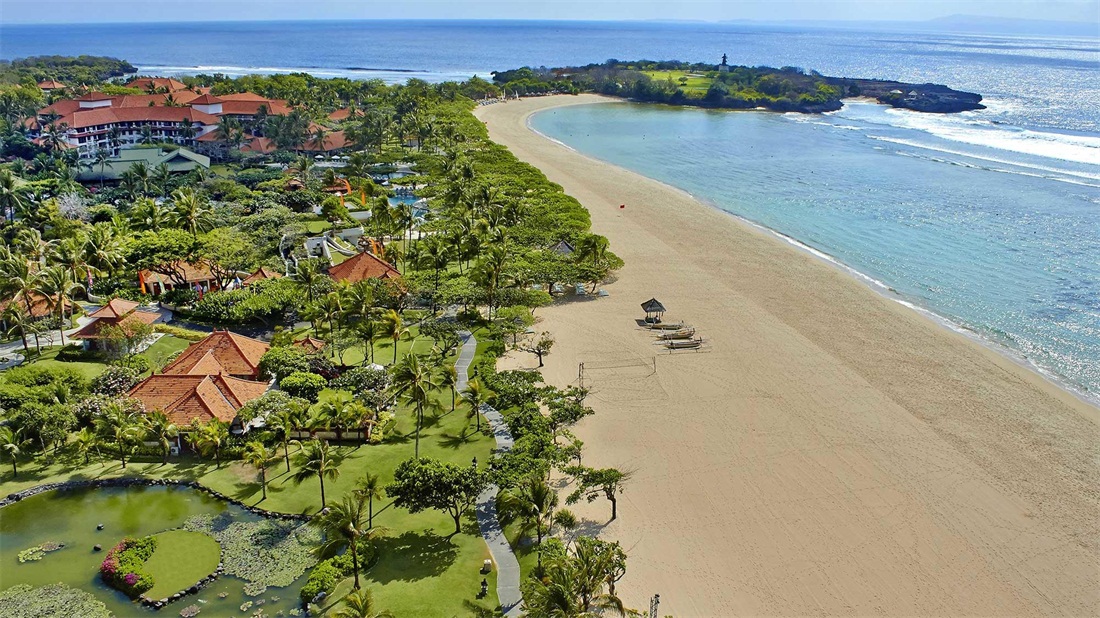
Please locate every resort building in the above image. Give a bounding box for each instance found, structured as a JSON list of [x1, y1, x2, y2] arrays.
[[77, 147, 210, 183], [160, 330, 270, 380], [37, 79, 65, 93], [71, 298, 161, 350], [326, 251, 401, 283], [28, 88, 292, 159], [241, 266, 283, 286], [139, 261, 220, 297], [128, 373, 269, 428], [293, 336, 328, 354]]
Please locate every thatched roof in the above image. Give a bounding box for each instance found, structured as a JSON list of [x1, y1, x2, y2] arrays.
[[641, 298, 666, 313]]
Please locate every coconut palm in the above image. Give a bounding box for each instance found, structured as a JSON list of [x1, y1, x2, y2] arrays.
[[154, 162, 173, 197], [378, 309, 409, 365], [293, 438, 340, 508], [520, 546, 625, 618], [439, 364, 458, 411], [0, 426, 31, 477], [333, 588, 392, 618], [389, 353, 440, 457], [356, 320, 379, 365], [243, 440, 274, 500], [294, 257, 326, 305], [91, 148, 112, 188], [460, 377, 494, 433], [316, 392, 354, 441], [72, 427, 100, 465], [144, 410, 178, 464], [499, 474, 558, 567], [170, 187, 214, 238], [268, 406, 305, 472], [290, 155, 315, 184], [189, 419, 229, 468], [130, 197, 168, 232], [2, 303, 33, 354], [0, 169, 26, 222], [39, 265, 83, 345], [311, 491, 372, 590], [94, 402, 144, 469], [355, 473, 384, 530]]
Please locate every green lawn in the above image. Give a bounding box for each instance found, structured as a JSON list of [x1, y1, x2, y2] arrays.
[[140, 335, 190, 373], [143, 530, 221, 600], [2, 347, 499, 615], [642, 70, 713, 94], [15, 345, 108, 380], [7, 335, 190, 381]]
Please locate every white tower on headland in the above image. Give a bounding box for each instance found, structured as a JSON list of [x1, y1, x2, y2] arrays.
[[719, 53, 730, 73]]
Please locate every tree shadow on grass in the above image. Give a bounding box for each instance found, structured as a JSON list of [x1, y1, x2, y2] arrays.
[[365, 529, 459, 584], [436, 432, 472, 450]]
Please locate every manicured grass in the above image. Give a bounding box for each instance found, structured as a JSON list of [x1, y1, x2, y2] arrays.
[[139, 335, 190, 373], [143, 530, 221, 600], [3, 350, 499, 614], [16, 345, 107, 380], [642, 70, 713, 94]]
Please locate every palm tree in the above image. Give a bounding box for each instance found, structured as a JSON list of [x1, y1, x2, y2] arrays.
[[333, 588, 392, 618], [268, 407, 304, 472], [378, 309, 409, 365], [0, 169, 26, 222], [460, 377, 495, 433], [499, 474, 558, 567], [319, 292, 344, 339], [39, 265, 83, 345], [0, 426, 31, 477], [72, 427, 100, 465], [144, 411, 178, 464], [91, 148, 112, 189], [139, 124, 156, 145], [189, 419, 229, 467], [94, 402, 143, 468], [243, 440, 273, 500], [316, 391, 353, 441], [177, 120, 197, 144], [2, 303, 33, 355], [521, 547, 625, 618], [130, 197, 168, 232], [293, 438, 340, 508], [440, 364, 458, 411], [170, 187, 214, 238], [294, 258, 326, 305], [420, 238, 451, 310], [291, 155, 315, 184], [355, 473, 384, 530], [389, 353, 439, 458], [154, 162, 173, 197], [311, 491, 371, 590], [356, 320, 379, 365]]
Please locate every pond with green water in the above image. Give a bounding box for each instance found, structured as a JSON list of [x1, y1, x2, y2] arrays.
[[0, 485, 311, 617]]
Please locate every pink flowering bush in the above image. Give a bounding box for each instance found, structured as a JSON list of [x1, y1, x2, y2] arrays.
[[99, 536, 157, 598]]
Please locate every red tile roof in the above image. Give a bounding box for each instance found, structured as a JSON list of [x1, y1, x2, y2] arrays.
[[71, 309, 159, 339], [111, 92, 202, 108], [64, 106, 220, 130], [126, 77, 189, 92], [89, 298, 141, 319], [299, 130, 349, 152], [220, 100, 292, 116], [188, 94, 222, 105], [0, 292, 69, 318], [241, 136, 277, 154], [327, 108, 361, 122], [37, 99, 81, 118], [76, 92, 113, 101], [294, 336, 327, 353], [242, 267, 282, 285], [161, 330, 270, 378], [327, 251, 401, 283], [129, 373, 269, 426], [215, 92, 271, 102], [38, 80, 65, 90]]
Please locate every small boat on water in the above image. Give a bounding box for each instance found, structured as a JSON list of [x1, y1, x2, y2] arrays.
[[664, 338, 703, 350], [657, 327, 696, 340]]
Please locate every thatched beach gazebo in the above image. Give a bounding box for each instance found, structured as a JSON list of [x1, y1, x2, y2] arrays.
[[641, 298, 666, 324]]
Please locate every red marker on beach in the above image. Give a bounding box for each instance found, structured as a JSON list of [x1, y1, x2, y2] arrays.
[[620, 204, 625, 209]]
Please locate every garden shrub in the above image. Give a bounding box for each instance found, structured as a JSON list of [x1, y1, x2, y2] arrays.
[[90, 365, 141, 396], [161, 287, 198, 307], [331, 365, 391, 409], [279, 372, 326, 402], [259, 346, 311, 381], [153, 323, 208, 342], [120, 354, 151, 373], [299, 540, 376, 603], [100, 536, 157, 598]]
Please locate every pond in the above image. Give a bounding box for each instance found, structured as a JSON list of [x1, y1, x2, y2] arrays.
[[0, 485, 310, 617]]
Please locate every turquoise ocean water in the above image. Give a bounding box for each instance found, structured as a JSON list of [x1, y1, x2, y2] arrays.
[[531, 101, 1100, 399]]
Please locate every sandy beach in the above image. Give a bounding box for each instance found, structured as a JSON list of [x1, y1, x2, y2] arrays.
[[476, 95, 1099, 617]]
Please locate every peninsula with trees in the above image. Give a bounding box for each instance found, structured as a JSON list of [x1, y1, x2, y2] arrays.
[[491, 57, 986, 114]]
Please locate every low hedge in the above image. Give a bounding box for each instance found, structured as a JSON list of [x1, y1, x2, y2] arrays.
[[153, 323, 209, 342], [100, 536, 157, 598]]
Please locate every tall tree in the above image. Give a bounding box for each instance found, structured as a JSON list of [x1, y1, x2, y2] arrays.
[[460, 377, 495, 433], [189, 419, 230, 468], [311, 491, 371, 590], [243, 440, 274, 500], [385, 457, 487, 535], [0, 426, 31, 477], [389, 353, 440, 458], [499, 474, 558, 567], [293, 438, 340, 508], [144, 410, 179, 464], [170, 187, 214, 238], [356, 473, 384, 530], [333, 588, 392, 618]]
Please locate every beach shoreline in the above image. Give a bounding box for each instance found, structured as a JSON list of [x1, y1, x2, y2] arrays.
[[522, 102, 1100, 411], [478, 94, 1099, 616]]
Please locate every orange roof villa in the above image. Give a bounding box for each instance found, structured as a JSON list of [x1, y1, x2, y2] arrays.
[[72, 298, 160, 349], [128, 373, 270, 427], [161, 330, 270, 379], [327, 251, 401, 283]]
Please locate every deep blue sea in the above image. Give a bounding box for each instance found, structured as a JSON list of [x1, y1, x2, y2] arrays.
[[1, 20, 1098, 398]]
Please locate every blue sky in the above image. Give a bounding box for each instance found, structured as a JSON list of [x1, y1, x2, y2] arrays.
[[1, 0, 1097, 24]]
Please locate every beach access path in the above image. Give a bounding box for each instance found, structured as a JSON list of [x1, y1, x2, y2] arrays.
[[480, 95, 1099, 617], [455, 330, 523, 617]]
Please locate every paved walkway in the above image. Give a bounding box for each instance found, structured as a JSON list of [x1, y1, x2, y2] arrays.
[[456, 331, 523, 617]]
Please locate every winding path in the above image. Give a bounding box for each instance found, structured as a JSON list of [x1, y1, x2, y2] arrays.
[[456, 331, 523, 617]]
